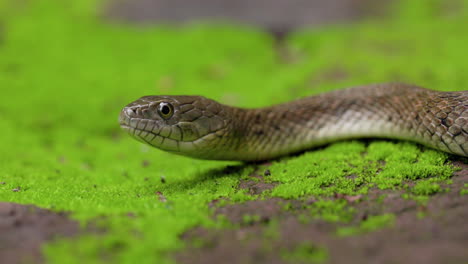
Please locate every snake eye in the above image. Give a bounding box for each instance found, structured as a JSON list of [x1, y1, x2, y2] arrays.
[[157, 102, 174, 119]]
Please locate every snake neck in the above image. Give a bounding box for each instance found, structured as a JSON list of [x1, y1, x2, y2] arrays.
[[222, 84, 467, 161]]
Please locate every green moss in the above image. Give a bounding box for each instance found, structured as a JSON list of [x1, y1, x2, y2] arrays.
[[0, 0, 467, 262], [263, 219, 280, 240], [309, 199, 355, 223], [412, 180, 442, 195], [336, 214, 395, 237], [282, 242, 328, 264], [267, 142, 454, 198], [461, 184, 468, 196], [242, 214, 262, 224]]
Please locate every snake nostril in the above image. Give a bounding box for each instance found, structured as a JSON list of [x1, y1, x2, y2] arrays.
[[125, 107, 137, 117]]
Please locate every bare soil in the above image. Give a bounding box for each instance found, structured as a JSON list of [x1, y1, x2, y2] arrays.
[[176, 160, 468, 264], [0, 203, 80, 264]]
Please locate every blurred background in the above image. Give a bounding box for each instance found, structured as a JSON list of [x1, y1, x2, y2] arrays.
[[106, 0, 390, 35]]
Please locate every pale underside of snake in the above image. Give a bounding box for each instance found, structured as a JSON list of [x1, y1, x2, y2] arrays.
[[119, 83, 468, 161]]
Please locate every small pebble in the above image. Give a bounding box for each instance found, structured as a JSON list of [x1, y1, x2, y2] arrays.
[[12, 187, 21, 192], [142, 160, 150, 167], [156, 191, 167, 202], [126, 212, 136, 218]]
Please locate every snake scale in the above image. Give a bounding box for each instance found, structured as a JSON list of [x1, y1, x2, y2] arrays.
[[119, 83, 468, 161]]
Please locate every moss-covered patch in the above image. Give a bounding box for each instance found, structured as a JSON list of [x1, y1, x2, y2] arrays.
[[281, 242, 328, 264], [411, 180, 443, 195], [461, 184, 468, 195], [336, 214, 395, 236], [0, 0, 467, 263]]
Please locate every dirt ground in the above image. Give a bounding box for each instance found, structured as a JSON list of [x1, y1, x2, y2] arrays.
[[0, 203, 80, 264], [176, 160, 468, 264]]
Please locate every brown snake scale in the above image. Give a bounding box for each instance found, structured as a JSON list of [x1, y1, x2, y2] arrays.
[[119, 83, 468, 161]]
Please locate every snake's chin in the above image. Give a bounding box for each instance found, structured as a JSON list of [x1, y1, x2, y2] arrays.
[[119, 124, 131, 132], [118, 109, 130, 127]]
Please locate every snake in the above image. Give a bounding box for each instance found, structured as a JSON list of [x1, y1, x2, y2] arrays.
[[119, 83, 468, 161]]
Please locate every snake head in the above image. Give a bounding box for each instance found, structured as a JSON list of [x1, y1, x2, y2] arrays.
[[119, 95, 230, 157]]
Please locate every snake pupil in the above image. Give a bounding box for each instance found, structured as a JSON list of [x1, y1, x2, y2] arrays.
[[161, 105, 170, 114], [158, 102, 173, 119]]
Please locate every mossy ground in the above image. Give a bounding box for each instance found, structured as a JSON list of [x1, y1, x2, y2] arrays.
[[0, 0, 467, 263]]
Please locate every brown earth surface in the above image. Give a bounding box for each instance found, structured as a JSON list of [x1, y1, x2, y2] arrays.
[[176, 160, 468, 264], [0, 203, 80, 264]]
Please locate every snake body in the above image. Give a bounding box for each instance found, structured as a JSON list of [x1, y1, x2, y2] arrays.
[[119, 83, 468, 161]]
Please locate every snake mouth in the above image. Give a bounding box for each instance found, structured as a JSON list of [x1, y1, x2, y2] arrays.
[[119, 108, 191, 153], [119, 124, 133, 134], [120, 119, 180, 151], [119, 117, 225, 158], [119, 118, 218, 154], [119, 108, 160, 144]]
